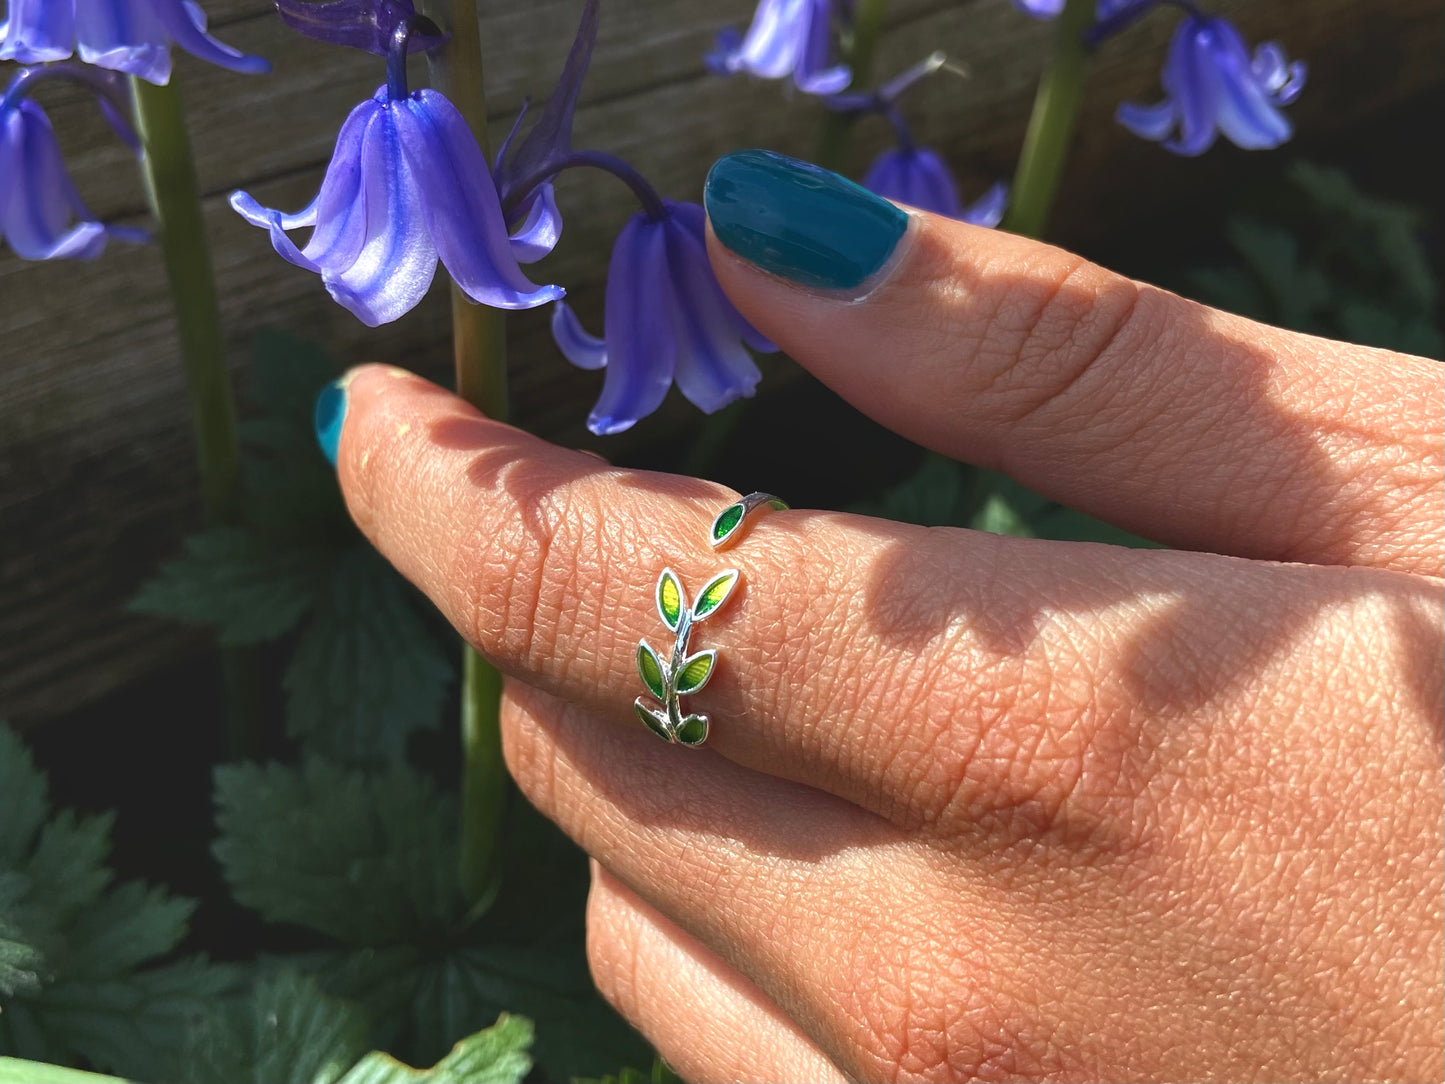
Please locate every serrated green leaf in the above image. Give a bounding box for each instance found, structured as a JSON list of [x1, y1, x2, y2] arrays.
[[0, 1057, 126, 1083], [336, 1014, 532, 1084], [285, 547, 455, 763], [853, 454, 978, 528], [182, 971, 368, 1084], [635, 643, 665, 702], [690, 571, 738, 621], [129, 527, 326, 646], [655, 571, 682, 632], [0, 902, 41, 1000], [213, 760, 461, 946], [0, 729, 48, 868], [674, 651, 715, 696]]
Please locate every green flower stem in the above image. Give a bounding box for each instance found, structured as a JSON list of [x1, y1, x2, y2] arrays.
[[131, 76, 259, 759], [420, 0, 509, 911], [814, 0, 890, 172], [1001, 0, 1094, 239]]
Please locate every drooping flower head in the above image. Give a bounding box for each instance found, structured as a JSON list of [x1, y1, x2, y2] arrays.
[[230, 15, 561, 326], [0, 65, 146, 260], [708, 0, 851, 95], [552, 201, 777, 435], [1117, 13, 1305, 155], [0, 0, 269, 85], [1012, 0, 1145, 21], [863, 148, 1008, 226]]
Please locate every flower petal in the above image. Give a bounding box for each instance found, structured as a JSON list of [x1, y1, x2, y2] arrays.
[[0, 0, 76, 63], [961, 181, 1009, 228], [1161, 18, 1220, 156], [661, 203, 763, 412], [321, 103, 439, 325], [1208, 20, 1291, 150], [667, 201, 775, 353], [551, 301, 608, 370], [795, 0, 850, 94], [394, 89, 562, 311], [588, 216, 675, 435], [2, 100, 107, 260], [1116, 98, 1176, 142], [152, 0, 270, 78], [508, 183, 562, 264], [730, 0, 804, 79], [75, 0, 172, 83]]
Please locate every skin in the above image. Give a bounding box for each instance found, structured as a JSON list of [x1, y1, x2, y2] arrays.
[[331, 208, 1443, 1083]]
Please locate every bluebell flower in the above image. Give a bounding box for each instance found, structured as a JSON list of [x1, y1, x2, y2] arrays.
[[1, 92, 145, 259], [0, 0, 268, 85], [862, 147, 1008, 227], [230, 86, 562, 326], [551, 201, 776, 435], [708, 0, 850, 95], [1012, 0, 1143, 20], [1117, 14, 1305, 155]]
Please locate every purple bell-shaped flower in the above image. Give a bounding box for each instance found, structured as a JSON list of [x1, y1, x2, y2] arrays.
[[551, 201, 777, 435], [0, 66, 146, 260], [1117, 13, 1305, 155], [708, 0, 851, 95], [862, 147, 1008, 227], [0, 0, 269, 84], [230, 85, 563, 327]]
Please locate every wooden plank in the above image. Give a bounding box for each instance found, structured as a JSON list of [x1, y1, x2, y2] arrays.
[[1, 0, 1440, 723]]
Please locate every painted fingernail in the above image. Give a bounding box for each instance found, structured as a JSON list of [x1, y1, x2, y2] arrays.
[[314, 377, 349, 467], [704, 149, 908, 292]]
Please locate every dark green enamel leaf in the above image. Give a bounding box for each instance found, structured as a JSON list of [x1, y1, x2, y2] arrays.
[[636, 642, 666, 701], [633, 700, 673, 742], [691, 570, 739, 621], [674, 651, 716, 696], [656, 570, 683, 631], [710, 503, 744, 545], [675, 715, 709, 746]]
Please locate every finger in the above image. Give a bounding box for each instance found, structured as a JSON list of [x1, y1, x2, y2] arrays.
[[586, 863, 850, 1084], [499, 680, 1034, 1084], [335, 364, 1441, 843], [704, 150, 1443, 576]]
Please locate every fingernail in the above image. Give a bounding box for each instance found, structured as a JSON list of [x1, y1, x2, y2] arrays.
[[314, 377, 349, 467], [705, 149, 908, 292]]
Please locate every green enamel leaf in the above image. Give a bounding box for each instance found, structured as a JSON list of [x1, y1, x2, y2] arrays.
[[656, 570, 683, 631], [691, 570, 739, 621], [674, 651, 716, 696], [711, 503, 744, 545], [765, 498, 790, 512], [634, 700, 673, 743], [636, 641, 666, 701], [675, 715, 709, 746]]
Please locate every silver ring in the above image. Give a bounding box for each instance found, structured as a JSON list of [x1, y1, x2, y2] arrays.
[[634, 493, 787, 745]]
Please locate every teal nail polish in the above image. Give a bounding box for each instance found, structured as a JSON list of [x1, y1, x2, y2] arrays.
[[314, 377, 349, 467], [705, 149, 908, 292]]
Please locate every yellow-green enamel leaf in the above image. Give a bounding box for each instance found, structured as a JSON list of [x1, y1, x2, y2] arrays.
[[656, 570, 683, 630], [691, 570, 739, 620], [675, 651, 716, 696], [636, 642, 666, 701], [675, 714, 709, 746]]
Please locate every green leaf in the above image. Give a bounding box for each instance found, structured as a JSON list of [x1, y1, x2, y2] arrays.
[[633, 701, 672, 743], [635, 643, 665, 702], [690, 570, 738, 621], [0, 1057, 126, 1083], [674, 651, 716, 696], [213, 760, 461, 947], [969, 493, 1035, 539], [674, 715, 709, 747], [182, 971, 369, 1084], [710, 502, 745, 546], [129, 527, 326, 646], [336, 1014, 532, 1084], [574, 1057, 684, 1084], [285, 547, 455, 763], [0, 725, 232, 1083], [655, 570, 683, 632]]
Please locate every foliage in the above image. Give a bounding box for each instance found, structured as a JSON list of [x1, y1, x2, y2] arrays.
[[0, 727, 237, 1082], [1185, 161, 1441, 358], [129, 334, 455, 763], [575, 1058, 684, 1084]]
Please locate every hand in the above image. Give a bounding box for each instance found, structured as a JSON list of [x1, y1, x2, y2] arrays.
[[324, 169, 1442, 1082]]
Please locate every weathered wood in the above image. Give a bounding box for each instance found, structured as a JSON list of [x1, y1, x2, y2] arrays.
[[1, 0, 1440, 723]]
